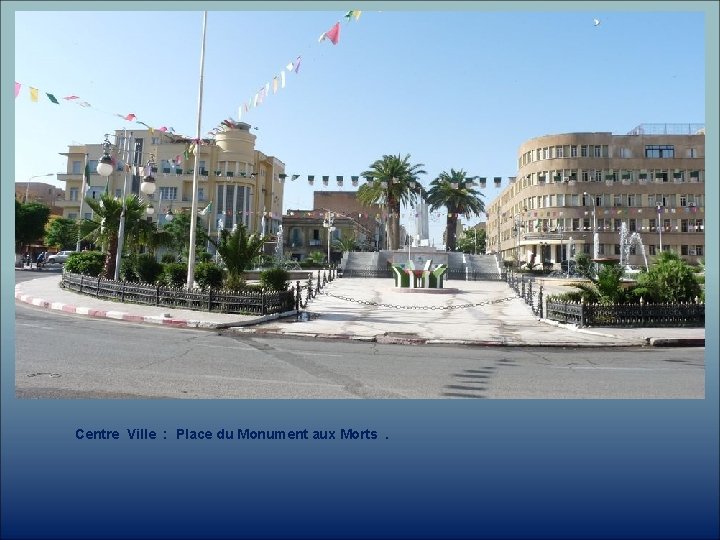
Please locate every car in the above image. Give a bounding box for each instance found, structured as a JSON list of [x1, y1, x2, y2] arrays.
[[46, 250, 77, 264]]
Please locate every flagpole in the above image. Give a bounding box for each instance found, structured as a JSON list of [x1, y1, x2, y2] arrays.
[[76, 153, 89, 251], [186, 10, 207, 289]]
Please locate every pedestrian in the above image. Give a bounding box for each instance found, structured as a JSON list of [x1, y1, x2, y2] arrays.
[[36, 252, 45, 270]]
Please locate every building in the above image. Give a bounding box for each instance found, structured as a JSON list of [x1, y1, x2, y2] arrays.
[[56, 122, 285, 241], [486, 124, 705, 268], [282, 191, 386, 262], [15, 182, 65, 214]]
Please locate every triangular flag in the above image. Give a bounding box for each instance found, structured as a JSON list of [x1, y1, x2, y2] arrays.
[[158, 126, 168, 132], [344, 11, 353, 20], [124, 113, 136, 121], [63, 95, 79, 100], [238, 106, 243, 121], [294, 56, 301, 73], [286, 61, 294, 71], [280, 70, 286, 88], [324, 22, 340, 45], [14, 82, 21, 98], [46, 93, 59, 104], [354, 10, 361, 20], [264, 82, 270, 95], [29, 87, 38, 102], [272, 76, 278, 93]]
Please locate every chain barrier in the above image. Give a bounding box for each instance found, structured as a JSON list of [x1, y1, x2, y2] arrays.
[[319, 291, 518, 311]]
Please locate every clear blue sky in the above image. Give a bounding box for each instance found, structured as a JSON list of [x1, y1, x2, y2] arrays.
[[13, 6, 706, 246]]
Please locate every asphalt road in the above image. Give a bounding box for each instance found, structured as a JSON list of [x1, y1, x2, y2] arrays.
[[14, 302, 705, 399]]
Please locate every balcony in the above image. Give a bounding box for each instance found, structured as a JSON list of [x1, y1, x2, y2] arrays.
[[309, 239, 322, 246]]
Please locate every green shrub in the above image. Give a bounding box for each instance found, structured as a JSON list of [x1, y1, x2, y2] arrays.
[[135, 254, 163, 284], [162, 262, 188, 287], [223, 273, 246, 291], [197, 251, 213, 263], [161, 253, 177, 264], [260, 267, 290, 291], [63, 251, 105, 277], [194, 262, 224, 289], [119, 257, 139, 282]]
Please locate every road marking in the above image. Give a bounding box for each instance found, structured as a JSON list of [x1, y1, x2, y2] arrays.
[[551, 366, 678, 371], [201, 374, 344, 387]]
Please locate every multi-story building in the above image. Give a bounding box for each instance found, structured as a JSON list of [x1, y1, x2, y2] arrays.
[[56, 122, 285, 239], [15, 182, 65, 214], [486, 124, 705, 268], [282, 191, 385, 262]]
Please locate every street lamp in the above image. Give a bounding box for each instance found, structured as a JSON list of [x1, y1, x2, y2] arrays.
[[583, 191, 598, 264], [513, 212, 524, 268], [24, 173, 54, 203], [323, 211, 335, 265], [140, 154, 157, 196], [657, 205, 663, 253]]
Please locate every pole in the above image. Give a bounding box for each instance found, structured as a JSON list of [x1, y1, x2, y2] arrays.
[[186, 10, 208, 290], [114, 131, 133, 281], [657, 205, 663, 253], [76, 154, 89, 251]]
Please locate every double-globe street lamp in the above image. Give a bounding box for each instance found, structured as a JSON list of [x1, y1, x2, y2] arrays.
[[323, 211, 335, 265], [583, 191, 599, 273]]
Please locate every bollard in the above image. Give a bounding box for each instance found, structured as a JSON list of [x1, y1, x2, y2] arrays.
[[538, 285, 543, 319]]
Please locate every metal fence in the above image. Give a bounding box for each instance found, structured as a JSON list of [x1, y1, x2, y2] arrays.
[[61, 272, 297, 316], [506, 270, 543, 317], [545, 299, 705, 328]]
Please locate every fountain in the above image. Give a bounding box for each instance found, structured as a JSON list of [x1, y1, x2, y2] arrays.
[[619, 222, 649, 271], [275, 225, 283, 263]]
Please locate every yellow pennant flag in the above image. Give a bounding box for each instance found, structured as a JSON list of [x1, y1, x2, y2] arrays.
[[354, 10, 362, 20], [272, 76, 278, 94], [29, 87, 39, 102]]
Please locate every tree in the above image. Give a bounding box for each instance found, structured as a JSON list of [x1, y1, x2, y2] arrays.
[[456, 227, 486, 254], [208, 224, 264, 289], [358, 153, 426, 250], [160, 212, 208, 261], [80, 194, 154, 278], [15, 200, 51, 253], [44, 216, 79, 251], [633, 251, 703, 303], [574, 252, 595, 280], [425, 169, 485, 251], [333, 235, 358, 253]]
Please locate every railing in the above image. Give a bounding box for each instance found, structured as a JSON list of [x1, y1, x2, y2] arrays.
[[545, 299, 705, 327], [506, 270, 543, 317], [61, 272, 296, 316], [293, 268, 338, 310]]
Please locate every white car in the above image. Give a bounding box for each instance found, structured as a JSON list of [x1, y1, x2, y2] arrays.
[[46, 251, 76, 264]]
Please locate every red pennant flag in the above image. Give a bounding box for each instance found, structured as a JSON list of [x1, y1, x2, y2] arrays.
[[158, 126, 168, 132], [15, 82, 21, 98], [63, 95, 79, 100], [124, 113, 136, 121], [324, 22, 341, 45]]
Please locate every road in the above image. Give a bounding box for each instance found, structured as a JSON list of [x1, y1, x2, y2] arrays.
[[14, 302, 705, 399]]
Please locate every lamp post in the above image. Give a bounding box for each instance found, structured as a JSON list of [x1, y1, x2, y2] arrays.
[[513, 213, 524, 268], [657, 205, 663, 253], [24, 173, 55, 203], [323, 211, 335, 265], [95, 133, 116, 264]]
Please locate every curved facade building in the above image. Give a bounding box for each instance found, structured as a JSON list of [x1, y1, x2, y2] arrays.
[[486, 124, 705, 268]]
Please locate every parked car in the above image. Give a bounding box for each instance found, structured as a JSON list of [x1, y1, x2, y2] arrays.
[[46, 250, 76, 264]]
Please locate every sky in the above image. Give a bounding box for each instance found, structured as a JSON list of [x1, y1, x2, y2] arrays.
[[11, 4, 707, 247]]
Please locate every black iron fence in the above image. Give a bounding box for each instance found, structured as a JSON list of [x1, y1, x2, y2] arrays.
[[61, 272, 297, 316], [506, 270, 543, 317], [294, 268, 337, 310], [545, 299, 705, 328]]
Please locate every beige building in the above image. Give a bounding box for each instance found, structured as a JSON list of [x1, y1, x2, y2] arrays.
[[486, 124, 705, 268], [56, 122, 285, 238]]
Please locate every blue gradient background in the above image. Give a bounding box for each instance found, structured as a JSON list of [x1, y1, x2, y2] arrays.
[[2, 1, 718, 539]]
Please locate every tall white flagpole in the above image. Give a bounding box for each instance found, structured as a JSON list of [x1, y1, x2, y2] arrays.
[[186, 11, 208, 289]]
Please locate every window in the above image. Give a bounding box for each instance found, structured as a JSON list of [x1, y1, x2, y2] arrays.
[[695, 246, 704, 256], [198, 188, 205, 201], [681, 220, 688, 233], [572, 218, 580, 231], [614, 194, 623, 207], [313, 229, 320, 241], [151, 137, 161, 145], [594, 145, 602, 157], [542, 147, 549, 159], [555, 146, 564, 158], [571, 146, 577, 157], [687, 148, 697, 158], [594, 170, 602, 182], [68, 213, 77, 220], [681, 245, 689, 256], [556, 194, 564, 207], [69, 188, 78, 201], [72, 161, 82, 174], [619, 147, 631, 158], [649, 245, 656, 256], [115, 189, 122, 198], [645, 145, 675, 158], [88, 160, 98, 173], [159, 187, 177, 200], [629, 219, 636, 232], [614, 244, 621, 255], [580, 145, 588, 157], [627, 194, 637, 207]]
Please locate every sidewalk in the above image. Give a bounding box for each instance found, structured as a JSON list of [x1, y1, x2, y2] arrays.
[[14, 272, 705, 347]]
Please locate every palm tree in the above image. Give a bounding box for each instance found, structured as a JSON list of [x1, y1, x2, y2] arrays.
[[333, 235, 358, 253], [425, 169, 485, 251], [358, 153, 426, 250], [80, 194, 156, 278], [208, 224, 264, 289]]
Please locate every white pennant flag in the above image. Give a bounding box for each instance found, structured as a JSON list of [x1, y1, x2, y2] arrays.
[[280, 71, 286, 88], [286, 61, 294, 71]]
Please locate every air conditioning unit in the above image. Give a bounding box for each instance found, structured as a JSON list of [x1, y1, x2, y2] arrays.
[[689, 249, 697, 256], [688, 203, 695, 207]]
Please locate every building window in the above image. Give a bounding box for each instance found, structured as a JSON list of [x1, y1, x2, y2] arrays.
[[198, 188, 205, 201], [114, 189, 122, 198], [580, 145, 588, 157], [88, 160, 98, 173], [555, 146, 564, 158], [69, 188, 78, 201], [614, 194, 623, 207], [151, 137, 161, 145], [681, 245, 689, 256], [687, 148, 697, 158], [649, 245, 656, 255], [594, 145, 602, 157], [571, 146, 577, 157], [619, 147, 631, 158], [629, 219, 636, 232], [645, 145, 674, 158], [72, 161, 82, 174], [68, 213, 77, 220], [159, 187, 177, 200], [695, 246, 703, 256], [614, 244, 621, 255], [594, 170, 602, 182]]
